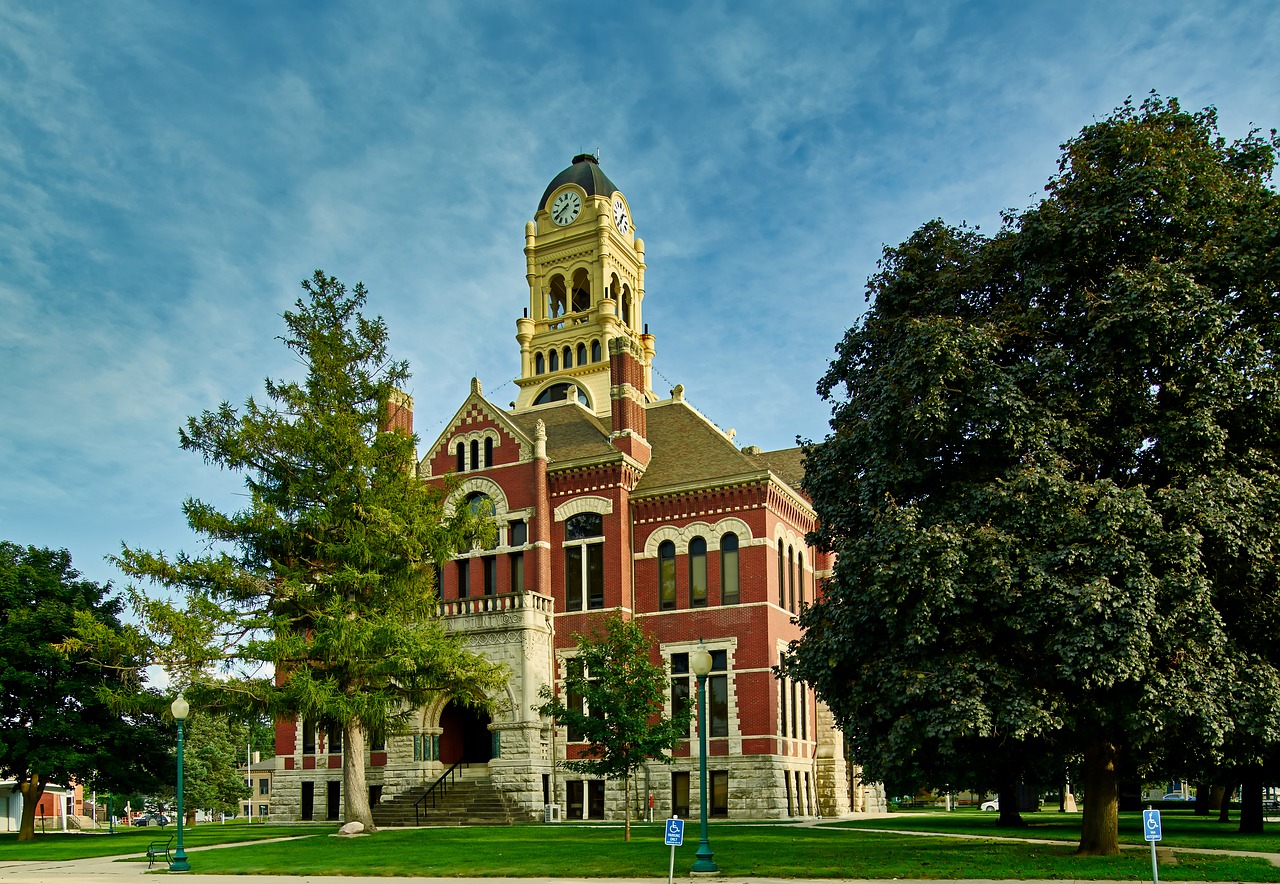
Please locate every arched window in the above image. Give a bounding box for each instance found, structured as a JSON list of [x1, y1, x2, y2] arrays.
[[591, 340, 601, 362], [549, 275, 567, 318], [563, 346, 572, 368], [534, 383, 590, 407], [484, 437, 494, 468], [470, 440, 480, 471], [549, 349, 559, 372], [621, 285, 632, 327], [659, 541, 676, 610], [777, 539, 785, 608], [535, 352, 545, 375], [565, 512, 604, 611], [721, 533, 739, 605], [466, 492, 497, 550], [798, 551, 805, 607], [788, 545, 795, 612], [455, 442, 465, 473], [577, 343, 587, 366], [571, 269, 591, 313], [689, 537, 707, 607]]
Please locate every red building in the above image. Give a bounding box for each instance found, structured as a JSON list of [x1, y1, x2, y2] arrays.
[[271, 155, 882, 822]]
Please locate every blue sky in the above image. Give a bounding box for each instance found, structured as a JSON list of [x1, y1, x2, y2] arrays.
[[2, 0, 1277, 590]]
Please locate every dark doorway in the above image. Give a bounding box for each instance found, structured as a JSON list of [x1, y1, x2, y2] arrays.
[[326, 781, 340, 820], [438, 701, 494, 765], [588, 780, 605, 819], [301, 781, 314, 821]]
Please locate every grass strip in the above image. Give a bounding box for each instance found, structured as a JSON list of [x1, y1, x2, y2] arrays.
[[148, 822, 1280, 881], [0, 822, 331, 860]]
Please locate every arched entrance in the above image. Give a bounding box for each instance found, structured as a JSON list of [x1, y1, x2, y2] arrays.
[[438, 701, 493, 765]]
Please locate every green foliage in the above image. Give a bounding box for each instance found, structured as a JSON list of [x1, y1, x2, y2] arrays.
[[182, 712, 253, 817], [537, 612, 689, 838], [110, 271, 507, 828], [785, 94, 1280, 854], [0, 542, 170, 840]]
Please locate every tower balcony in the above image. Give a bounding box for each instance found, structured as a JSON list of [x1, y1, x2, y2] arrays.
[[437, 590, 554, 633]]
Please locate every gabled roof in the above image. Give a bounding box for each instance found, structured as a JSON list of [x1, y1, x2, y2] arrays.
[[508, 403, 614, 463], [636, 400, 766, 492], [744, 446, 807, 491]]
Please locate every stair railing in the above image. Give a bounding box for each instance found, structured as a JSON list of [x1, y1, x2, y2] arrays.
[[414, 761, 466, 826]]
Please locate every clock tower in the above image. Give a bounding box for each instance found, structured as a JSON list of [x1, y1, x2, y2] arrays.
[[513, 154, 656, 418]]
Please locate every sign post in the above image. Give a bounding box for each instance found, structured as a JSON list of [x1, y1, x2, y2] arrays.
[[1143, 807, 1162, 884], [665, 816, 685, 884]]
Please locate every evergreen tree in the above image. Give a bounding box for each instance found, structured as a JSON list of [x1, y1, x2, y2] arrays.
[[537, 612, 690, 841], [113, 271, 507, 833]]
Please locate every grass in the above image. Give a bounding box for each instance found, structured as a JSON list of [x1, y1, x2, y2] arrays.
[[837, 807, 1280, 853], [0, 820, 332, 861], [3, 814, 1280, 879]]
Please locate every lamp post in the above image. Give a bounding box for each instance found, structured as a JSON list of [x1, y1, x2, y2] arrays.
[[689, 641, 718, 874], [170, 694, 191, 872]]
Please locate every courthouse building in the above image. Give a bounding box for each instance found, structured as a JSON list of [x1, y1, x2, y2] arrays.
[[271, 155, 882, 822]]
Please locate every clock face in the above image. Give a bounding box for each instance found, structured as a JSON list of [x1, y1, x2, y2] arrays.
[[551, 191, 582, 226], [613, 198, 630, 234]]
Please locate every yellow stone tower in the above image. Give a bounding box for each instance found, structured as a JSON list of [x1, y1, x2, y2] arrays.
[[513, 154, 656, 418]]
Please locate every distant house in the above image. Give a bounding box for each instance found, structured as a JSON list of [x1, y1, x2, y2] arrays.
[[2, 780, 83, 832], [237, 754, 274, 819]]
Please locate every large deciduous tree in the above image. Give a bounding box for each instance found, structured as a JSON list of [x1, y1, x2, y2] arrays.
[[113, 271, 507, 833], [537, 612, 690, 841], [0, 542, 169, 841], [784, 95, 1280, 855]]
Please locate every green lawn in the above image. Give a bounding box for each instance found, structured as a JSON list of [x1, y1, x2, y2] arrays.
[[837, 807, 1280, 853], [0, 821, 332, 860], [4, 816, 1280, 880]]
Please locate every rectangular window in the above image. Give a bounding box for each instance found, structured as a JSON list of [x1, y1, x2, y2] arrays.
[[566, 546, 583, 611], [670, 653, 691, 736], [457, 559, 470, 598], [413, 735, 422, 761], [779, 675, 788, 738], [302, 719, 316, 754], [510, 520, 528, 546], [301, 782, 314, 821], [586, 543, 604, 609], [510, 551, 524, 593], [800, 688, 808, 740], [259, 778, 269, 796], [369, 785, 382, 807], [778, 541, 785, 607], [326, 781, 340, 821], [483, 556, 497, 596], [711, 771, 729, 817], [710, 649, 728, 738], [328, 725, 342, 754], [567, 659, 585, 742], [689, 541, 707, 608], [791, 681, 799, 739], [258, 804, 268, 818]]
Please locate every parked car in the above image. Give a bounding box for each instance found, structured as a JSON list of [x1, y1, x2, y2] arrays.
[[981, 798, 999, 811], [133, 813, 170, 827], [1161, 792, 1191, 801]]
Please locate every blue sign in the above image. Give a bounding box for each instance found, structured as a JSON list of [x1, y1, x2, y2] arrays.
[[665, 818, 685, 846], [1143, 808, 1162, 842]]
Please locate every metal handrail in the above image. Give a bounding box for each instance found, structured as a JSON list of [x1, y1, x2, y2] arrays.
[[413, 761, 465, 826]]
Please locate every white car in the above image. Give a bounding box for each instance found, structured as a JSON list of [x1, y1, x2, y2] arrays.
[[981, 797, 999, 811]]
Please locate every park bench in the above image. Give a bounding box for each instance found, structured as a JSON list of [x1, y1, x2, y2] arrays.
[[146, 835, 174, 868]]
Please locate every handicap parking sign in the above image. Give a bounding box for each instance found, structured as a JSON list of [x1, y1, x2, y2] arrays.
[[1143, 808, 1162, 842], [665, 818, 685, 846]]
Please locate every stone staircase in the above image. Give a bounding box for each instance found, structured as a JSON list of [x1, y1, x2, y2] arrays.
[[372, 775, 530, 827]]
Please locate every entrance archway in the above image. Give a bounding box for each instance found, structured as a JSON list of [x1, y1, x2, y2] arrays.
[[438, 701, 493, 765]]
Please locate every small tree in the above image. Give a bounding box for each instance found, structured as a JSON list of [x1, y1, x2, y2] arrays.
[[0, 542, 169, 841], [183, 712, 253, 820], [112, 271, 507, 833], [537, 612, 690, 841]]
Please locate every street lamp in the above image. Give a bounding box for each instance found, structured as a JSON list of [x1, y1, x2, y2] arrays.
[[170, 694, 191, 872], [689, 641, 718, 874]]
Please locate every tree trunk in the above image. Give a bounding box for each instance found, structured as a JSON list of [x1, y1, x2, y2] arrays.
[[342, 719, 376, 833], [16, 773, 47, 842], [1077, 738, 1120, 856], [997, 780, 1026, 828], [623, 771, 632, 842], [1193, 782, 1212, 816], [1219, 783, 1233, 822], [1239, 768, 1264, 834]]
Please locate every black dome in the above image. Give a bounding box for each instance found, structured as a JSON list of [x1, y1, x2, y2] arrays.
[[538, 154, 620, 214]]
